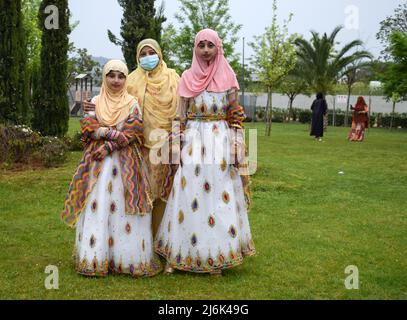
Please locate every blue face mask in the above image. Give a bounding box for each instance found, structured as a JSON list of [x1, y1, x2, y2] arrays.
[[139, 54, 160, 71]]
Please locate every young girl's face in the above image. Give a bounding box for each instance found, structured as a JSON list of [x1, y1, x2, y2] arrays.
[[139, 46, 157, 58], [197, 40, 217, 63], [106, 71, 126, 92]]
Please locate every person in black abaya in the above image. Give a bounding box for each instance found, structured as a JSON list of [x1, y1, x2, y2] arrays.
[[310, 92, 328, 141]]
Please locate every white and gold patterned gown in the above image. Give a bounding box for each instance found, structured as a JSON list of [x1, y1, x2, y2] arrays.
[[74, 101, 162, 277], [154, 90, 255, 273]]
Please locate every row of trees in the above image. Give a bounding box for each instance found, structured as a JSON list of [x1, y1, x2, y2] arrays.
[[109, 0, 242, 76], [0, 0, 108, 136], [1, 0, 405, 137]]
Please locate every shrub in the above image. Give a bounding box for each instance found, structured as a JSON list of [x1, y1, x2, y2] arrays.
[[290, 108, 300, 122], [0, 123, 69, 169], [255, 109, 265, 122], [62, 131, 83, 151], [272, 108, 286, 123], [328, 112, 345, 127], [0, 124, 42, 165], [37, 136, 68, 168], [380, 115, 392, 128], [369, 113, 377, 127], [299, 110, 312, 123]]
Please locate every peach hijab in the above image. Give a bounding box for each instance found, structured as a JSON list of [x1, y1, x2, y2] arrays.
[[177, 28, 240, 98], [95, 60, 137, 127]]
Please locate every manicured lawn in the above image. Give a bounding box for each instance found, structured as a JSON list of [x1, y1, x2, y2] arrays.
[[0, 119, 406, 299]]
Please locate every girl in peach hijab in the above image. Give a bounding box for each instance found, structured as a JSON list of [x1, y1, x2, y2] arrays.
[[84, 40, 180, 238], [155, 29, 255, 275], [61, 60, 162, 277]]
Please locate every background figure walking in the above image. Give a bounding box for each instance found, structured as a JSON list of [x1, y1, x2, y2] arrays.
[[310, 92, 328, 141]]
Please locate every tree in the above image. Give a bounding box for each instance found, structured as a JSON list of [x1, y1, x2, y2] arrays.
[[250, 0, 297, 136], [22, 0, 42, 120], [68, 48, 101, 85], [32, 0, 71, 137], [376, 3, 407, 60], [295, 26, 372, 96], [22, 0, 42, 81], [162, 0, 242, 74], [0, 0, 28, 124], [381, 31, 407, 96], [108, 0, 166, 72], [380, 31, 407, 130], [278, 66, 310, 122]]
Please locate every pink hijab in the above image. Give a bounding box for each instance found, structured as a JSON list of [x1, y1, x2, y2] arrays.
[[177, 28, 240, 98]]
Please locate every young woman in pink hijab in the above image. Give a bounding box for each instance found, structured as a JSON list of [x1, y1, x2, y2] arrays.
[[155, 29, 255, 275]]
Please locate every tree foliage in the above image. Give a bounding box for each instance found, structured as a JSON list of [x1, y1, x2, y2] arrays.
[[32, 0, 71, 137], [278, 65, 310, 122], [381, 31, 407, 100], [250, 0, 297, 135], [161, 0, 242, 74], [68, 48, 101, 86], [0, 0, 29, 124], [22, 0, 42, 75], [295, 26, 372, 96], [376, 3, 407, 60], [108, 0, 166, 72]]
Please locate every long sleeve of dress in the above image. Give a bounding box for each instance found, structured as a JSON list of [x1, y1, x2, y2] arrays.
[[226, 89, 246, 165], [160, 96, 189, 201], [170, 96, 189, 147], [80, 102, 143, 154], [226, 89, 246, 129], [226, 89, 252, 209]]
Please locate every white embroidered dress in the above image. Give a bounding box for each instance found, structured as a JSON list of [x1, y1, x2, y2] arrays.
[[74, 98, 162, 277], [155, 90, 255, 273]]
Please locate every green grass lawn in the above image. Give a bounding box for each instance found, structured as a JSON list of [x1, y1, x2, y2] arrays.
[[1, 119, 406, 299]]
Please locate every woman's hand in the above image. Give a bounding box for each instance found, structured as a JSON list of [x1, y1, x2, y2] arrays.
[[92, 145, 109, 161], [117, 132, 129, 148], [83, 99, 96, 113], [107, 128, 129, 147]]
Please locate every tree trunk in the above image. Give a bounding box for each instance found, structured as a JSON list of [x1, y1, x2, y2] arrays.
[[265, 88, 273, 136], [345, 86, 351, 127], [288, 95, 294, 123], [264, 89, 269, 125], [332, 95, 336, 127], [368, 94, 372, 129], [390, 101, 396, 130]]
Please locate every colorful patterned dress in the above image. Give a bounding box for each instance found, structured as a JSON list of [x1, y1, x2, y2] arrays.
[[348, 105, 369, 142], [154, 90, 255, 273], [61, 101, 162, 277]]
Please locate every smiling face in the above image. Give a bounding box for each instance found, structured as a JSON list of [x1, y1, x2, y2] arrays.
[[106, 70, 126, 92], [196, 40, 217, 63]]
